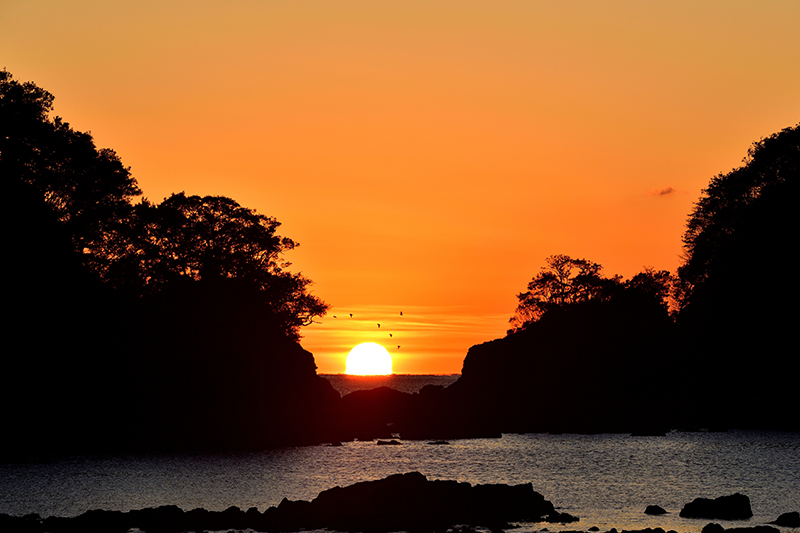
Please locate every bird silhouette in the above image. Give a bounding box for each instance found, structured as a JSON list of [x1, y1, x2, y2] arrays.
[[349, 313, 353, 318], [400, 311, 403, 316], [397, 345, 401, 350], [377, 323, 381, 329], [389, 333, 393, 338]]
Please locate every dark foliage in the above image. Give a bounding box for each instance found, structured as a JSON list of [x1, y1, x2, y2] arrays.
[[2, 70, 335, 458], [1, 69, 327, 341], [448, 277, 679, 435], [509, 255, 674, 333], [509, 254, 617, 332], [676, 124, 799, 429], [103, 192, 328, 339], [0, 70, 141, 263], [679, 124, 799, 299]]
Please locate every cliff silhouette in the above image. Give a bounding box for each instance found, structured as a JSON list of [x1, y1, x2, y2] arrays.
[[335, 284, 679, 439], [2, 70, 337, 458], [5, 186, 341, 456], [334, 124, 800, 439], [2, 70, 796, 459]]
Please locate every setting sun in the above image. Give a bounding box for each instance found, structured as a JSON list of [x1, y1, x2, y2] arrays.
[[345, 343, 393, 375]]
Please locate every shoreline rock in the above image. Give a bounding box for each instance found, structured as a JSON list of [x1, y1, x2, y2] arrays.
[[702, 525, 779, 533], [1, 472, 567, 533], [680, 493, 753, 520], [770, 511, 800, 527], [2, 482, 790, 533]]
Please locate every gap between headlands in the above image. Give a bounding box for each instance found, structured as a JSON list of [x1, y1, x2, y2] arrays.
[[3, 70, 799, 458]]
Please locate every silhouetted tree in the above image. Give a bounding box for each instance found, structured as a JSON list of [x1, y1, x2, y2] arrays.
[[0, 69, 141, 269], [678, 123, 799, 309], [675, 123, 798, 430], [1, 70, 327, 341], [625, 267, 676, 314], [407, 255, 681, 437], [2, 71, 338, 456], [105, 193, 328, 338], [508, 254, 622, 332]]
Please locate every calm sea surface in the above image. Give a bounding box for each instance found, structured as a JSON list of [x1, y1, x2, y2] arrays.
[[1, 376, 797, 532]]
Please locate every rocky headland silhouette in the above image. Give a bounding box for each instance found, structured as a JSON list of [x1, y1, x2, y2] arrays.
[[2, 70, 798, 460], [325, 122, 800, 442]]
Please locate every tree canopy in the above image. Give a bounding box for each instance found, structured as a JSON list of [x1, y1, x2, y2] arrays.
[[3, 69, 338, 456], [678, 123, 799, 309], [509, 255, 673, 333], [1, 70, 141, 259], [1, 69, 327, 340], [104, 193, 328, 337], [508, 255, 613, 331]]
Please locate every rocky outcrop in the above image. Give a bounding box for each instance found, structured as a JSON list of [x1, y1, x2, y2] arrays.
[[679, 493, 753, 520], [645, 505, 667, 515], [396, 293, 680, 438], [300, 471, 559, 531], [770, 511, 800, 527], [616, 529, 677, 533], [701, 525, 779, 533], [3, 277, 343, 459], [2, 472, 567, 533], [336, 387, 414, 441]]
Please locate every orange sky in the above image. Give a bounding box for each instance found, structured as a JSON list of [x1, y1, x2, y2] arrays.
[[3, 1, 798, 374]]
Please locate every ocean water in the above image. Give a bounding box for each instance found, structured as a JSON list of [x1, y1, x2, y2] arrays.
[[1, 378, 797, 533]]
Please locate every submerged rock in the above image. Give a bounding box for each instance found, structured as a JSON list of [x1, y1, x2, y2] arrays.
[[616, 528, 677, 533], [679, 493, 753, 520], [770, 511, 800, 527], [702, 527, 779, 533], [545, 511, 580, 523]]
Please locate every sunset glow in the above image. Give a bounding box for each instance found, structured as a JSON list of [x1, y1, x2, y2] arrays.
[[4, 1, 798, 374], [345, 343, 393, 376]]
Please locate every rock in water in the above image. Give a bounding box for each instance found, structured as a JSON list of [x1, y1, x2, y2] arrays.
[[770, 511, 800, 527], [680, 493, 753, 520], [722, 527, 780, 533], [27, 472, 564, 533], [702, 523, 725, 533], [645, 505, 668, 515], [306, 471, 559, 531]]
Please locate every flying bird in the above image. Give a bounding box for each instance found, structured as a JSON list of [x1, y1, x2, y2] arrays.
[[389, 333, 392, 338], [400, 311, 403, 316], [397, 345, 401, 350], [377, 323, 381, 329]]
